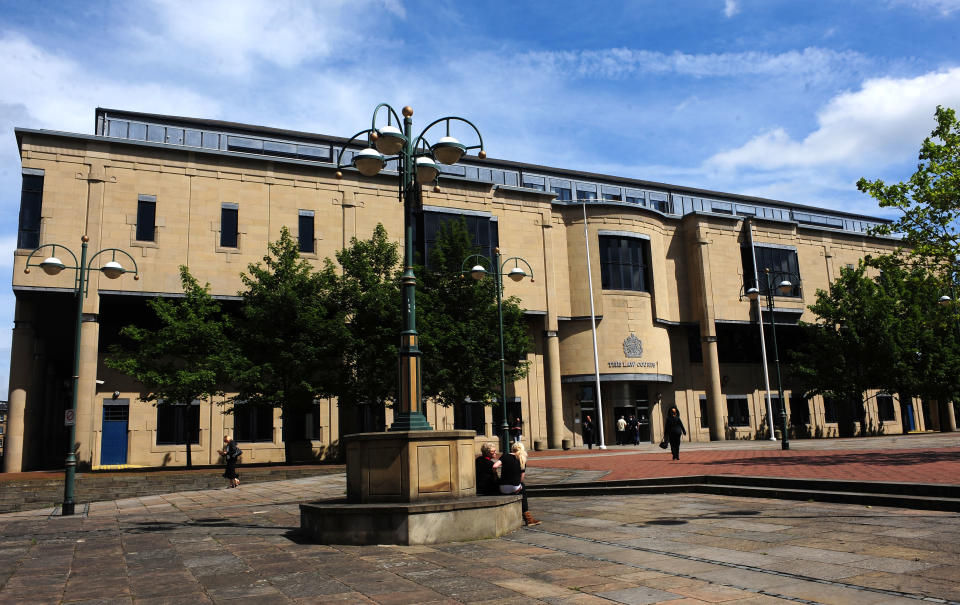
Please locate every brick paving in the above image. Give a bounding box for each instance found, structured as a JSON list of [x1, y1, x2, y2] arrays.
[[527, 433, 960, 485], [1, 433, 959, 604]]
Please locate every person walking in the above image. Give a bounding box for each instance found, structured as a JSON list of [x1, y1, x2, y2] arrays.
[[628, 414, 640, 445], [616, 415, 627, 445], [663, 407, 687, 460], [499, 442, 540, 526], [510, 416, 524, 444], [582, 415, 594, 449], [218, 434, 242, 488]]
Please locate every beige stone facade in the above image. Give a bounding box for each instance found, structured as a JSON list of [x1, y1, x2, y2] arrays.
[[4, 108, 947, 472]]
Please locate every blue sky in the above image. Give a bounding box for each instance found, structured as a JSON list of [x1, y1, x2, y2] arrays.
[[1, 0, 959, 397]]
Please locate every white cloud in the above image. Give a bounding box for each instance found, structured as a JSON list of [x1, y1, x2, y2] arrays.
[[705, 67, 960, 174], [724, 0, 740, 17], [138, 0, 400, 76], [888, 0, 960, 15], [515, 47, 868, 81], [0, 31, 220, 132]]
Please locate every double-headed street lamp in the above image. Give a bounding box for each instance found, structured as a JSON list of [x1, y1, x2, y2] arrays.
[[746, 268, 797, 451], [24, 236, 139, 515], [462, 251, 534, 453], [336, 104, 485, 431]]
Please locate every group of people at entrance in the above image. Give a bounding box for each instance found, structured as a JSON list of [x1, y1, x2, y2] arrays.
[[475, 441, 541, 526], [615, 415, 643, 446], [581, 408, 687, 460]]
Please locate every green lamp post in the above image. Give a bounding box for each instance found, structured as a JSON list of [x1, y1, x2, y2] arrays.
[[746, 268, 797, 451], [462, 251, 534, 453], [336, 104, 485, 431], [24, 236, 139, 515]]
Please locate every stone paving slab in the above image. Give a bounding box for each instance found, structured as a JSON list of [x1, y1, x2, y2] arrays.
[[1, 471, 957, 604]]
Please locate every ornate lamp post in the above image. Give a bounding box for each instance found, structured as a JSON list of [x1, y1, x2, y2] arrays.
[[746, 268, 797, 451], [23, 236, 139, 515], [336, 104, 485, 431], [462, 251, 534, 453]]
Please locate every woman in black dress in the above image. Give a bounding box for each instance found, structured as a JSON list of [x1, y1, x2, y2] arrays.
[[218, 435, 241, 488], [664, 407, 686, 460]]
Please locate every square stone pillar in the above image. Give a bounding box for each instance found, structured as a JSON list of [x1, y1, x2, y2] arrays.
[[344, 430, 477, 503]]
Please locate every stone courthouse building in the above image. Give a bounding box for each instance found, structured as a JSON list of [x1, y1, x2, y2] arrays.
[[5, 107, 951, 472]]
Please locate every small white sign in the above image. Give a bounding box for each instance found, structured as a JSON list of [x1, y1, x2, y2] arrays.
[[64, 409, 75, 426]]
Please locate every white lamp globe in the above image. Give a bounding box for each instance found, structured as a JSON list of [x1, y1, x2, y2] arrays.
[[353, 148, 386, 177], [432, 136, 466, 165]]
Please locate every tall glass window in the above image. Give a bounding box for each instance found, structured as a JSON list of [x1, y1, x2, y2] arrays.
[[220, 203, 239, 248], [17, 171, 44, 249], [136, 195, 156, 242], [741, 245, 802, 296], [234, 405, 274, 442], [156, 401, 200, 445], [298, 210, 315, 253], [416, 210, 498, 269], [599, 235, 650, 292]]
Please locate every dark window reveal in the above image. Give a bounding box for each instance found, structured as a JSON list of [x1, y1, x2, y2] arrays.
[[599, 235, 651, 292], [234, 405, 273, 442], [156, 401, 200, 445], [741, 246, 802, 296], [298, 211, 315, 253], [727, 396, 750, 427], [416, 211, 499, 270], [136, 195, 156, 242], [18, 173, 44, 249], [698, 395, 709, 428], [220, 204, 239, 248], [877, 394, 896, 422], [789, 395, 810, 426]]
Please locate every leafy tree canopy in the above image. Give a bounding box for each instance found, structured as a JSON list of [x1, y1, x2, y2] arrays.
[[106, 265, 231, 406], [333, 223, 401, 408], [229, 226, 346, 415], [417, 218, 533, 408], [860, 105, 960, 270]]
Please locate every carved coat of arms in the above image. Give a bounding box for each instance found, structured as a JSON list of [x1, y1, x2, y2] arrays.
[[623, 333, 643, 358]]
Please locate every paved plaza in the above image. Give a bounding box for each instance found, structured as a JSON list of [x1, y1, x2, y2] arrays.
[[1, 434, 959, 604]]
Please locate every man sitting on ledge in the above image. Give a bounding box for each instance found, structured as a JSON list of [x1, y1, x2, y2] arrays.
[[475, 442, 502, 495]]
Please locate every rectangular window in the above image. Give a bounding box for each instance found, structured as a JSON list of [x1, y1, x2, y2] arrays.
[[549, 178, 572, 201], [741, 245, 802, 296], [522, 174, 546, 191], [648, 193, 670, 213], [147, 124, 165, 143], [575, 182, 597, 202], [136, 195, 157, 242], [234, 405, 274, 442], [282, 402, 324, 441], [108, 119, 129, 138], [185, 129, 202, 147], [823, 397, 838, 423], [727, 396, 750, 427], [455, 401, 487, 435], [220, 204, 239, 248], [599, 235, 650, 292], [699, 395, 709, 428], [789, 395, 810, 426], [877, 394, 896, 422], [416, 210, 499, 270], [17, 171, 44, 249], [601, 185, 622, 201], [156, 401, 200, 445], [298, 210, 315, 253]]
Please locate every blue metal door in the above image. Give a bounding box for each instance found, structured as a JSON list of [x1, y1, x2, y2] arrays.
[[101, 401, 129, 465]]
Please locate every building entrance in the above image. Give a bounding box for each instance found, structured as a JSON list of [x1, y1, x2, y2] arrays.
[[101, 399, 129, 466]]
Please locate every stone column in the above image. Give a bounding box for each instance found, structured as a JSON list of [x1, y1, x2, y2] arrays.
[[689, 224, 725, 441], [3, 301, 35, 472], [539, 212, 565, 448], [75, 313, 101, 467]]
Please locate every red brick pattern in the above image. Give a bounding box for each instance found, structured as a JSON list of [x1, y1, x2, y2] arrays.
[[527, 447, 960, 484]]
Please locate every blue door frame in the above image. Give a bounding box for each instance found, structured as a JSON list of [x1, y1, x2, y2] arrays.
[[101, 400, 129, 465]]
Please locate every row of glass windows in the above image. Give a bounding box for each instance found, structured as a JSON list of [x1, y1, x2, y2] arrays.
[[134, 196, 316, 253], [97, 117, 879, 234], [696, 393, 897, 430]]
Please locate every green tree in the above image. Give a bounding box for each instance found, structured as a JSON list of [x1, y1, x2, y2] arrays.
[[106, 266, 231, 467], [230, 227, 346, 460], [418, 218, 533, 412], [859, 106, 960, 269], [333, 223, 401, 428], [790, 259, 960, 436]]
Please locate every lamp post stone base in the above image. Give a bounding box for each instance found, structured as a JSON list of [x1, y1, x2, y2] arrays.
[[299, 430, 523, 545]]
